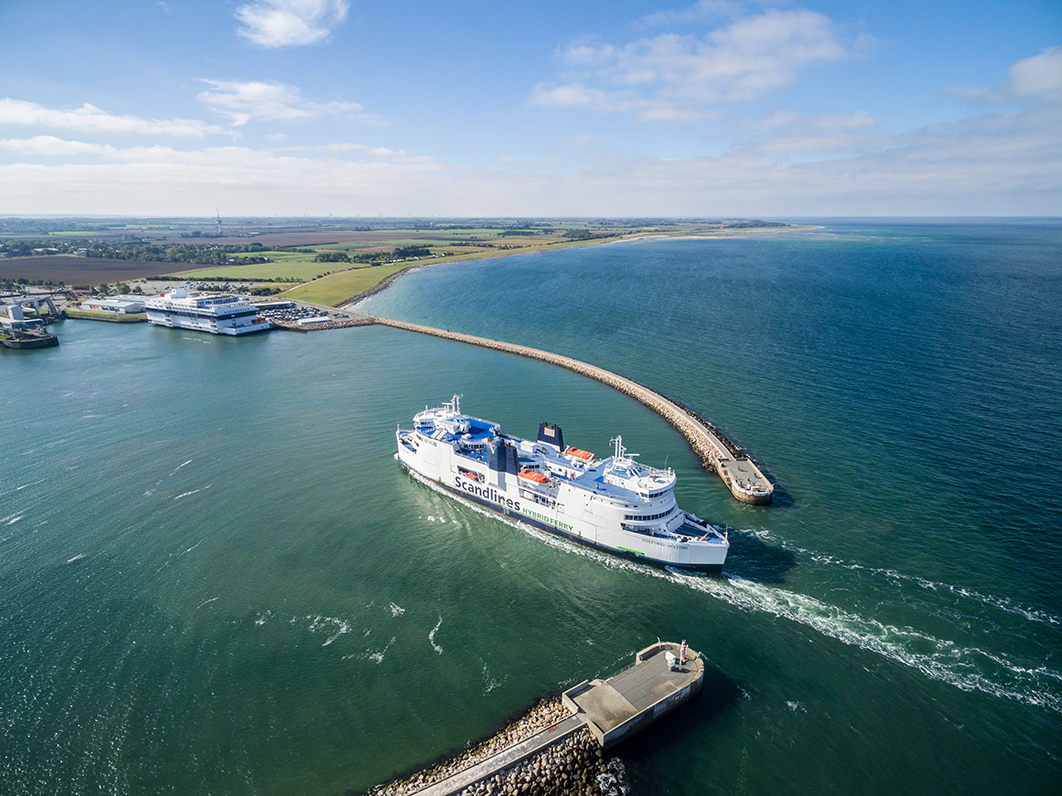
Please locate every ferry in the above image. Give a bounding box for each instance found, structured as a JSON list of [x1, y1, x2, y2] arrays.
[[144, 288, 272, 335], [396, 396, 729, 571]]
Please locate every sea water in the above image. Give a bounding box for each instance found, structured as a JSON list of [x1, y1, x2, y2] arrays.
[[1, 219, 1060, 795]]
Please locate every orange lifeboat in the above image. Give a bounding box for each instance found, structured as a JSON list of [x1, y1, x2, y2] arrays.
[[564, 447, 594, 461], [519, 468, 550, 484]]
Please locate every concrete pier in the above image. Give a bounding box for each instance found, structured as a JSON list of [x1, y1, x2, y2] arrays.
[[370, 642, 701, 796], [371, 316, 773, 504]]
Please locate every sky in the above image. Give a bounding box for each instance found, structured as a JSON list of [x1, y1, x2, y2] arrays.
[[1, 0, 1060, 217]]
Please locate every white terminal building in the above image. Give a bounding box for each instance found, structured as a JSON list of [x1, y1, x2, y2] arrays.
[[79, 298, 146, 314], [144, 288, 272, 335]]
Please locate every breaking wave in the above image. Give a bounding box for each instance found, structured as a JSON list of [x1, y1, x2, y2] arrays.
[[429, 615, 444, 654]]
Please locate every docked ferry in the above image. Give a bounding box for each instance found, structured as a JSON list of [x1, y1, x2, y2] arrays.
[[396, 396, 729, 570], [145, 288, 272, 335]]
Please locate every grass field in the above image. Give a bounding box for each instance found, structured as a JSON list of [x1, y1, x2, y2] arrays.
[[278, 263, 417, 305], [171, 254, 328, 282]]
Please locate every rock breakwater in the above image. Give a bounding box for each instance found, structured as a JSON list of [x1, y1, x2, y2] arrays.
[[362, 697, 626, 796]]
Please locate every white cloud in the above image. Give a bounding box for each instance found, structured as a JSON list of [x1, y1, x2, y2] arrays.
[[739, 110, 879, 133], [951, 45, 1062, 105], [0, 98, 227, 137], [560, 135, 603, 146], [1008, 45, 1062, 102], [0, 135, 112, 157], [634, 0, 743, 29], [530, 8, 853, 121], [197, 79, 365, 126], [2, 99, 1057, 217], [235, 0, 349, 48], [724, 111, 886, 163]]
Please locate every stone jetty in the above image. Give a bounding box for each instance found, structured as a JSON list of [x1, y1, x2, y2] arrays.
[[371, 316, 773, 504], [364, 697, 624, 796], [363, 641, 700, 796]]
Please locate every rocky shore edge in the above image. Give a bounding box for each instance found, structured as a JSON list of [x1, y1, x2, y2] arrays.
[[357, 697, 627, 796]]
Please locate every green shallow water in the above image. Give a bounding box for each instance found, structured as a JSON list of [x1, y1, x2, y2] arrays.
[[2, 220, 1061, 795]]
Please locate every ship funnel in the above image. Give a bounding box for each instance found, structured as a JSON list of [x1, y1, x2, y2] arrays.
[[488, 438, 520, 475], [537, 422, 564, 452]]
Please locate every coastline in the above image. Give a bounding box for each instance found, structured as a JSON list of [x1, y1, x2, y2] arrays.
[[343, 224, 819, 309]]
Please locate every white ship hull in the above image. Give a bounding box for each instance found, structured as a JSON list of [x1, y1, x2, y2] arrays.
[[396, 397, 728, 571], [145, 288, 273, 335]]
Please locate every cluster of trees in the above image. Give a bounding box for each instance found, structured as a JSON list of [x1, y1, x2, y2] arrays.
[[722, 220, 786, 228], [0, 219, 114, 234], [391, 245, 431, 258], [1, 239, 69, 257], [150, 274, 301, 283], [1, 277, 62, 290], [313, 251, 353, 263], [91, 282, 142, 295], [313, 244, 432, 264], [0, 236, 278, 267], [83, 241, 269, 265]]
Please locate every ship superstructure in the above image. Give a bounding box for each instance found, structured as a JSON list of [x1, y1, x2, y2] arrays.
[[396, 396, 728, 570], [145, 288, 272, 335]]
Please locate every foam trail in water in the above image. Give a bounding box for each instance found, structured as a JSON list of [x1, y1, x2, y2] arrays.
[[308, 615, 351, 646], [789, 543, 1061, 627], [368, 636, 396, 664], [666, 569, 1062, 713], [3, 477, 45, 497], [429, 615, 444, 654], [481, 660, 506, 694], [406, 469, 1062, 711]]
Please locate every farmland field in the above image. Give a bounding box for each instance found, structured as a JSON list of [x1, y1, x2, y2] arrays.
[[0, 256, 169, 284]]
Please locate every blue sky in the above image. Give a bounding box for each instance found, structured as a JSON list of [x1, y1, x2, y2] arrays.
[[1, 0, 1059, 216]]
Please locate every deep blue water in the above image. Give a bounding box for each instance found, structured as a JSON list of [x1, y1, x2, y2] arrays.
[[2, 220, 1060, 794]]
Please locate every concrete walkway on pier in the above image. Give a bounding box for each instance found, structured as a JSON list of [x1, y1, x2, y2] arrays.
[[409, 715, 586, 796], [370, 316, 773, 504]]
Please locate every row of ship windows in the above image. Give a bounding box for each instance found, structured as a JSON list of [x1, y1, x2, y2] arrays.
[[624, 506, 677, 522], [149, 309, 257, 319]]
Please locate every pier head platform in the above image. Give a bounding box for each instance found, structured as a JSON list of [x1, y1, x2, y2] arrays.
[[563, 641, 704, 748]]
